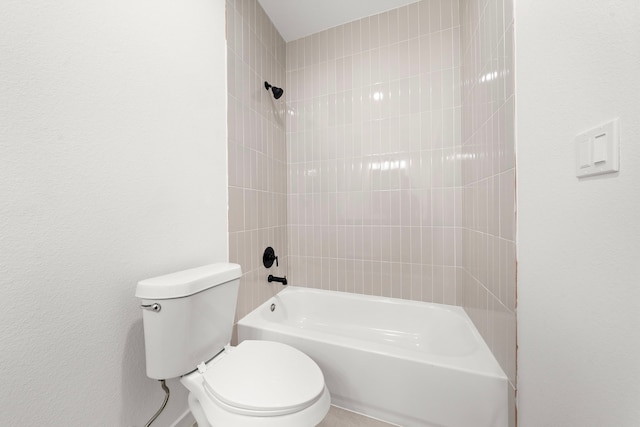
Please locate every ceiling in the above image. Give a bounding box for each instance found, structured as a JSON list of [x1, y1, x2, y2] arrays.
[[257, 0, 420, 42]]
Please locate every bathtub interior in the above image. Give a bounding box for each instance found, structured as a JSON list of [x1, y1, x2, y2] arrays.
[[266, 289, 480, 357], [241, 287, 506, 377]]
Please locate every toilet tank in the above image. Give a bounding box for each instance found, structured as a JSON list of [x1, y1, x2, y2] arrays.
[[135, 263, 242, 380]]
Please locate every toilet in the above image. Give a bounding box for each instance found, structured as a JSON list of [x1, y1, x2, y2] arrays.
[[135, 263, 330, 427]]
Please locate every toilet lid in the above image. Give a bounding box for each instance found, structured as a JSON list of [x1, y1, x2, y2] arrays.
[[203, 340, 325, 416]]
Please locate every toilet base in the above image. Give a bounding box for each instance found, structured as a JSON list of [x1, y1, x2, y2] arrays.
[[188, 392, 211, 427]]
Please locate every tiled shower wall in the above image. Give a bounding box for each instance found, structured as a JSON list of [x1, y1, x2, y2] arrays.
[[227, 0, 516, 421], [226, 0, 288, 322], [286, 1, 465, 303], [460, 0, 516, 407]]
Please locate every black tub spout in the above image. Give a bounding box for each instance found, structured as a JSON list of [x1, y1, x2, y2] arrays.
[[268, 275, 287, 285]]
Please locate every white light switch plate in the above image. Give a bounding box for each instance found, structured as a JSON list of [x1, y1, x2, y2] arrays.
[[575, 118, 620, 178]]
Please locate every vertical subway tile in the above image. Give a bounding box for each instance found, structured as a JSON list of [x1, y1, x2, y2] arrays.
[[419, 0, 430, 36], [343, 22, 353, 57], [409, 38, 421, 77], [440, 0, 452, 30], [452, 0, 460, 28], [369, 14, 380, 49], [432, 265, 444, 303], [360, 16, 370, 52], [397, 6, 409, 42], [398, 41, 410, 79], [421, 265, 434, 302], [352, 19, 361, 54], [378, 12, 389, 47], [327, 27, 336, 61], [388, 8, 399, 44], [429, 0, 441, 33], [319, 30, 328, 62], [408, 2, 420, 39], [390, 263, 403, 298], [335, 25, 344, 59]]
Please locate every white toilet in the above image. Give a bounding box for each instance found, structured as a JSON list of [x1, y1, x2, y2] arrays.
[[135, 263, 330, 427]]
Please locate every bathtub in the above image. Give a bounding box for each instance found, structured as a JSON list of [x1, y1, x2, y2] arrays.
[[237, 287, 508, 427]]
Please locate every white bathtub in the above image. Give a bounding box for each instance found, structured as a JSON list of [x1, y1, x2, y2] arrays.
[[237, 287, 508, 427]]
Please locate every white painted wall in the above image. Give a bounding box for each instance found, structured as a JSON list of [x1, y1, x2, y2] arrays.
[[0, 1, 227, 426], [516, 1, 640, 425]]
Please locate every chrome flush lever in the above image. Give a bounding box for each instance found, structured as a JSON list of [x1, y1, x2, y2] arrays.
[[141, 303, 161, 312]]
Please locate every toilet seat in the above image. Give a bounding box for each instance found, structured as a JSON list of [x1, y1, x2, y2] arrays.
[[202, 340, 325, 416], [181, 340, 331, 427]]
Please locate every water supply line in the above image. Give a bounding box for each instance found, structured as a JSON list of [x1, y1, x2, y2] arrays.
[[143, 380, 170, 427]]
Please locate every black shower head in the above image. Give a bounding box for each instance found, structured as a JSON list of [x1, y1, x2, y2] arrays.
[[271, 86, 284, 100], [264, 81, 284, 100]]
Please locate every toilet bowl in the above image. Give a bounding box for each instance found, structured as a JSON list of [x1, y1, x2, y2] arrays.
[[181, 341, 330, 427], [135, 263, 330, 427]]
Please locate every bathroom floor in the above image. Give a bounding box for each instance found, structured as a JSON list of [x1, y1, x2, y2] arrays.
[[192, 405, 398, 427], [318, 406, 399, 427]]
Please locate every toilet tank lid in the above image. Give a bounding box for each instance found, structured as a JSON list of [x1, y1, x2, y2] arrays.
[[135, 263, 242, 300]]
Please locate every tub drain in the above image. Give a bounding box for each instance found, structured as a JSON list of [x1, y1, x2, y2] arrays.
[[270, 303, 276, 312]]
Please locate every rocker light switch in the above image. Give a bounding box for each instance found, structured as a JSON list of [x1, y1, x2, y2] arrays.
[[593, 134, 607, 163], [578, 141, 591, 168], [575, 118, 620, 178]]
